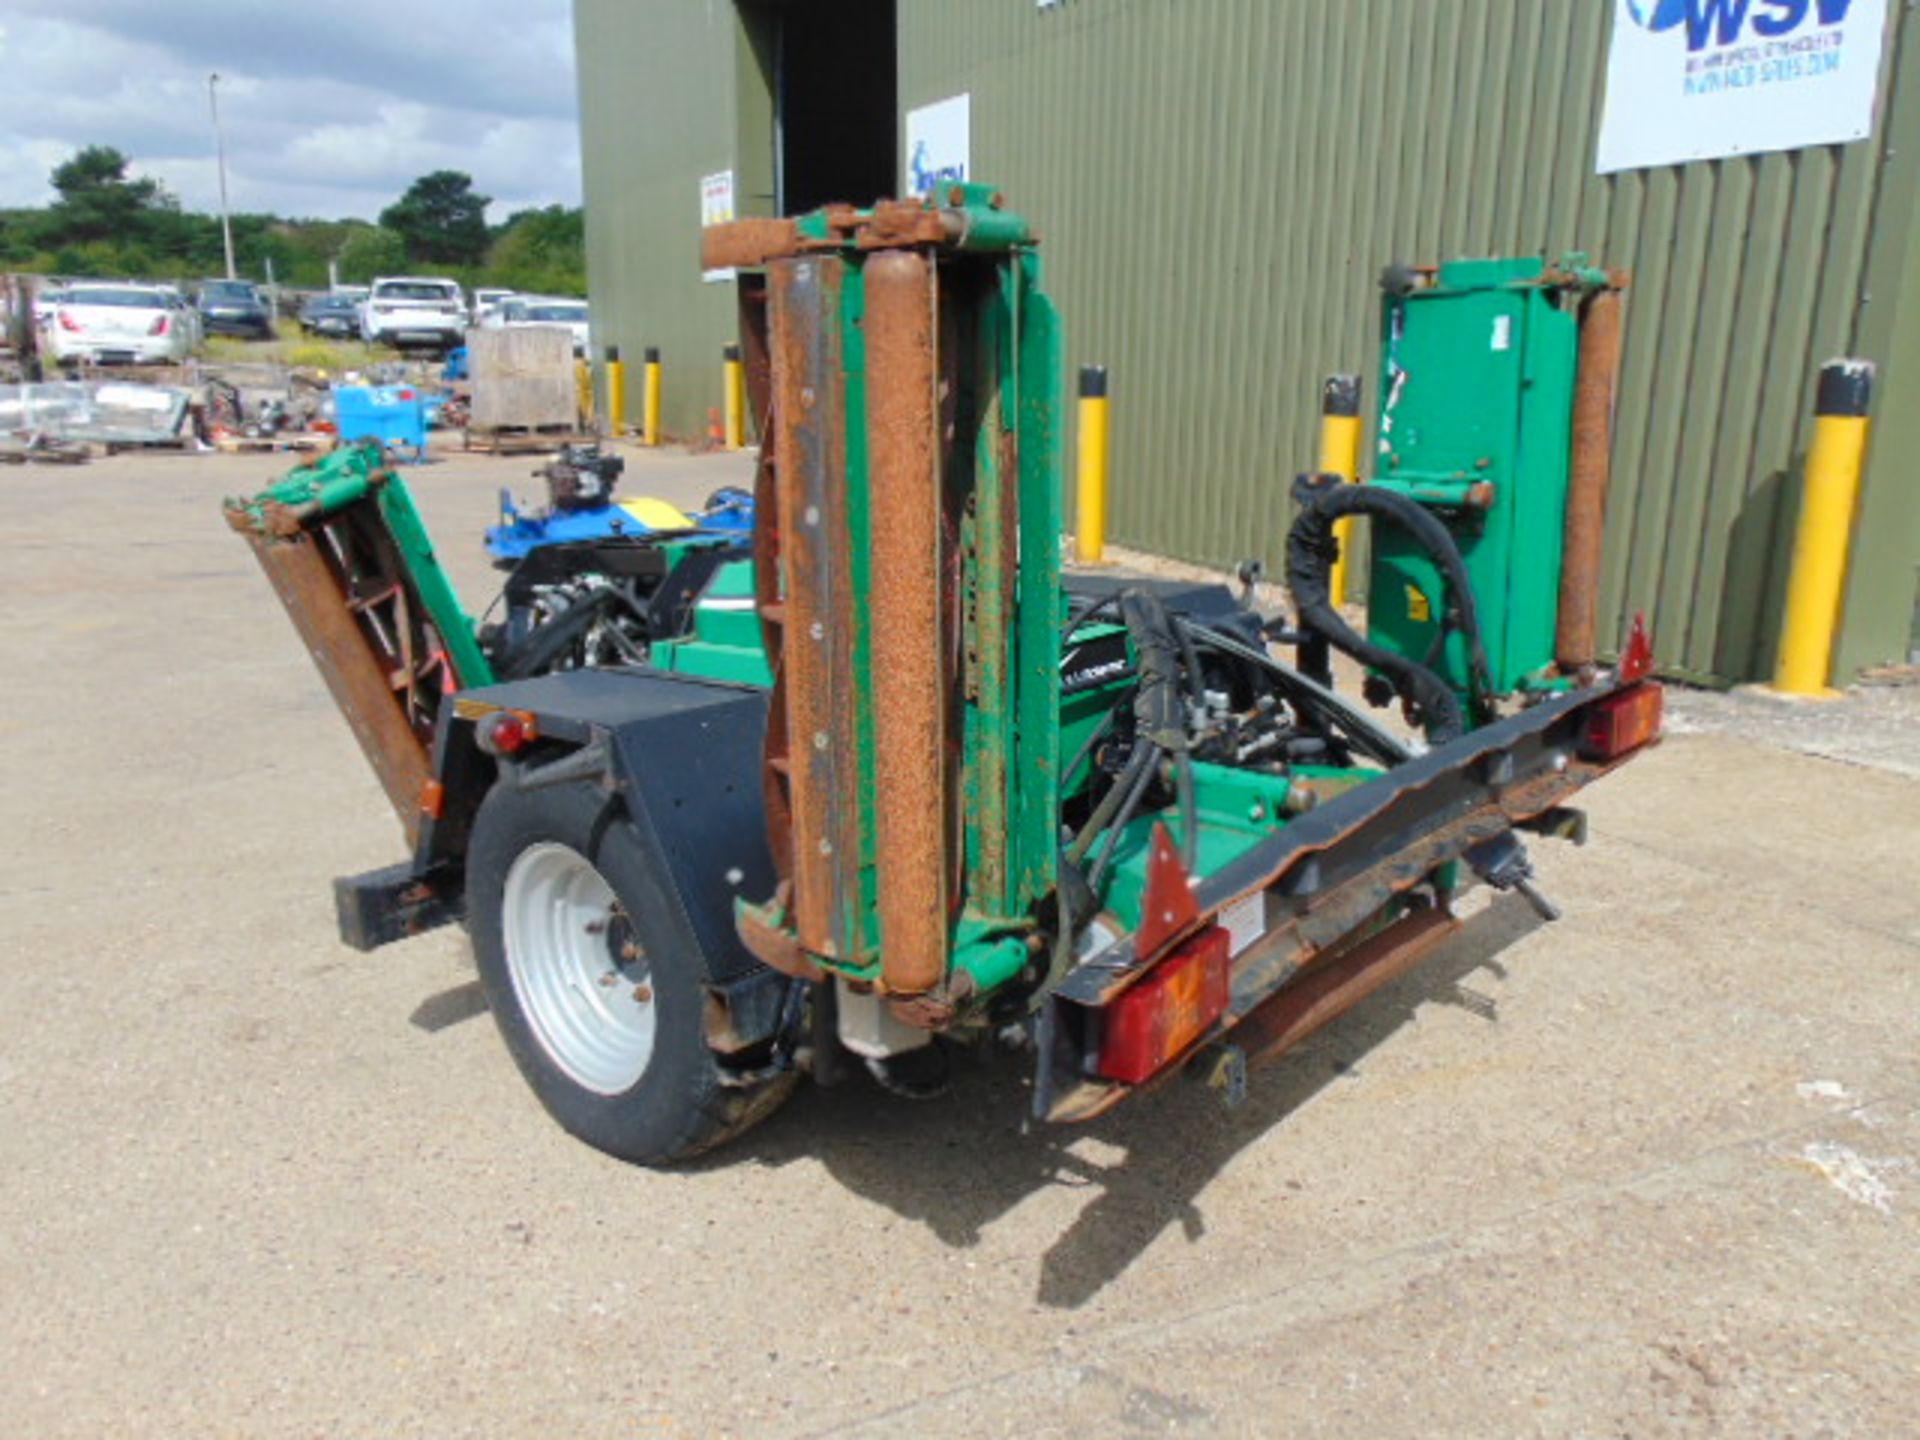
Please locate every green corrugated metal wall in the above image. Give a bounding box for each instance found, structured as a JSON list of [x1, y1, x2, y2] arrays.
[[573, 0, 760, 444], [576, 0, 1920, 680]]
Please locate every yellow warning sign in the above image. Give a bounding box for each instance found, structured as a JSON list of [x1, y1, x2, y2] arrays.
[[1405, 585, 1431, 623]]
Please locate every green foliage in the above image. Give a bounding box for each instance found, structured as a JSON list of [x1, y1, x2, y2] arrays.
[[336, 225, 409, 283], [379, 170, 492, 268], [486, 204, 587, 295], [8, 148, 586, 299], [42, 145, 177, 247]]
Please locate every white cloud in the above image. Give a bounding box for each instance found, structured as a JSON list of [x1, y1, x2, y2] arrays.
[[0, 2, 580, 220]]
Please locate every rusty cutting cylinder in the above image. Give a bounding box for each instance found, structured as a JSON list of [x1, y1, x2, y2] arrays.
[[862, 250, 948, 996]]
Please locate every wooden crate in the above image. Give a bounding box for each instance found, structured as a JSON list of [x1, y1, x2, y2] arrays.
[[466, 326, 577, 434]]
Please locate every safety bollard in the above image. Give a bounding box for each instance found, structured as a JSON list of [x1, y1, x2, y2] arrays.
[[723, 343, 746, 449], [1774, 359, 1874, 696], [1318, 375, 1364, 605], [574, 355, 595, 430], [642, 346, 662, 447], [1075, 364, 1109, 564], [606, 344, 626, 437]]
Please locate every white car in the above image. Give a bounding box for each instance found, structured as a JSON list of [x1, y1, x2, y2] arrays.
[[484, 295, 591, 354], [46, 283, 197, 366], [359, 276, 468, 349], [472, 287, 515, 324]]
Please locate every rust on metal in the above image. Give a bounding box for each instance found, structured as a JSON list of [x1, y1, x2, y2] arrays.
[[763, 256, 862, 961], [700, 219, 801, 272], [1232, 905, 1462, 1066], [1557, 285, 1624, 671], [225, 513, 432, 847], [735, 883, 827, 982], [853, 200, 951, 250], [864, 248, 948, 997], [1134, 821, 1200, 962], [886, 970, 976, 1031], [703, 200, 956, 272]]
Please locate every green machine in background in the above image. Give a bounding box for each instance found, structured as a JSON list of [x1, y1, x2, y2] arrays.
[[1349, 256, 1623, 714]]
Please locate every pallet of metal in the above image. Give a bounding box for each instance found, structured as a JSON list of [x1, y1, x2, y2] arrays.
[[464, 325, 578, 453], [460, 422, 590, 455], [213, 431, 335, 455]]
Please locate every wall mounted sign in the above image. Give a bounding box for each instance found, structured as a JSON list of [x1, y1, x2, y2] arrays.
[[1596, 0, 1889, 173]]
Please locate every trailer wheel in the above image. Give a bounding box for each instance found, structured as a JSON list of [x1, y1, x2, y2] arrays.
[[467, 779, 794, 1165]]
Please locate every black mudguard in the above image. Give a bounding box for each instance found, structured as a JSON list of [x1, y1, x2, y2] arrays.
[[336, 670, 777, 1001]]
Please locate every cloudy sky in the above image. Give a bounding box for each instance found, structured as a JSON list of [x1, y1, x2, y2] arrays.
[[0, 0, 583, 222]]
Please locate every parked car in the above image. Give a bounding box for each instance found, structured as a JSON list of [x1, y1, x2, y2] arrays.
[[32, 283, 67, 329], [299, 293, 361, 337], [484, 295, 591, 354], [359, 276, 467, 350], [46, 283, 198, 366], [156, 285, 204, 350], [196, 279, 276, 340], [472, 287, 515, 324]]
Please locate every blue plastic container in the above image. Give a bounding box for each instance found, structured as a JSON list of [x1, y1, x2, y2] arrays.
[[334, 384, 428, 462]]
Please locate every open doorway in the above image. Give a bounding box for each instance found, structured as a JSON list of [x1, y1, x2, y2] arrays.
[[739, 0, 898, 215]]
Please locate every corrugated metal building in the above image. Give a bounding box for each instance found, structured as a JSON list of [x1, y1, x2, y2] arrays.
[[573, 0, 1920, 683]]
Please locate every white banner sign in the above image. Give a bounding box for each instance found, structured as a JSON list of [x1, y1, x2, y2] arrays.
[[700, 170, 735, 283], [1596, 0, 1888, 174], [905, 93, 970, 196]]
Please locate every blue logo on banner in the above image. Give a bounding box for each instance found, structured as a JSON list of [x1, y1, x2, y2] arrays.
[[910, 141, 964, 195], [1627, 0, 1854, 50]]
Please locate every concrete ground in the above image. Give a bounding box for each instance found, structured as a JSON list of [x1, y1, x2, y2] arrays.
[[3, 440, 1917, 1438]]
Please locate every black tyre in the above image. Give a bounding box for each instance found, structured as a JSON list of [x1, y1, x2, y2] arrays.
[[467, 778, 794, 1164]]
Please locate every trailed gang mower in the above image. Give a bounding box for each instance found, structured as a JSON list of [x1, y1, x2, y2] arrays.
[[226, 187, 1658, 1164]]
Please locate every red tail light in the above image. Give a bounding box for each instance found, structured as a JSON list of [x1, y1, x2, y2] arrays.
[[148, 314, 170, 336], [1579, 682, 1663, 761], [475, 709, 538, 757], [59, 312, 82, 332], [1097, 925, 1232, 1084]]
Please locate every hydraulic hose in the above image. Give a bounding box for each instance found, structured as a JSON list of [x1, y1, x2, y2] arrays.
[[498, 586, 620, 679], [1284, 473, 1493, 743]]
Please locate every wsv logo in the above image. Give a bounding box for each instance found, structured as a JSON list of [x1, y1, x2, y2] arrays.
[[1627, 0, 1854, 51]]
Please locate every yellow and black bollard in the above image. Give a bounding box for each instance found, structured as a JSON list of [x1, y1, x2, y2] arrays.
[[723, 343, 746, 449], [574, 353, 595, 430], [641, 346, 663, 448], [1318, 374, 1364, 604], [605, 344, 626, 437], [1774, 359, 1874, 696], [1075, 364, 1110, 564]]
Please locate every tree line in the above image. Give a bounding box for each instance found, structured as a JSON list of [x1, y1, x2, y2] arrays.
[[0, 146, 585, 295]]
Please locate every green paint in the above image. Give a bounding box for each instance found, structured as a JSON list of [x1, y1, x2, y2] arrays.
[[229, 441, 494, 687], [1095, 761, 1296, 929], [1369, 257, 1587, 703]]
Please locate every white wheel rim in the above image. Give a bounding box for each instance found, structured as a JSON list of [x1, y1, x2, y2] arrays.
[[501, 842, 657, 1095]]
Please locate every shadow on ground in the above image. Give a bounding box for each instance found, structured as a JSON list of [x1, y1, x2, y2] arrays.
[[696, 897, 1545, 1308]]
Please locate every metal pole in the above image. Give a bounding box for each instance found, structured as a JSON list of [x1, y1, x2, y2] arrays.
[[1773, 359, 1874, 696], [1318, 375, 1364, 604], [1074, 365, 1109, 564], [605, 344, 626, 437], [723, 343, 746, 449], [208, 73, 236, 280], [642, 347, 662, 447]]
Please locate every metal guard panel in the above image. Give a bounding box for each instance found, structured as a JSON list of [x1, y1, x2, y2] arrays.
[[1057, 683, 1616, 1010], [463, 669, 776, 984]]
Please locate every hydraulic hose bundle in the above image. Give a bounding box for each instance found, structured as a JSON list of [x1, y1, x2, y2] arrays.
[[1284, 472, 1494, 743]]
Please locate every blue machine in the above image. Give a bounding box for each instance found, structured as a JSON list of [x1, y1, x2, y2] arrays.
[[335, 384, 430, 463], [483, 449, 755, 562]]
